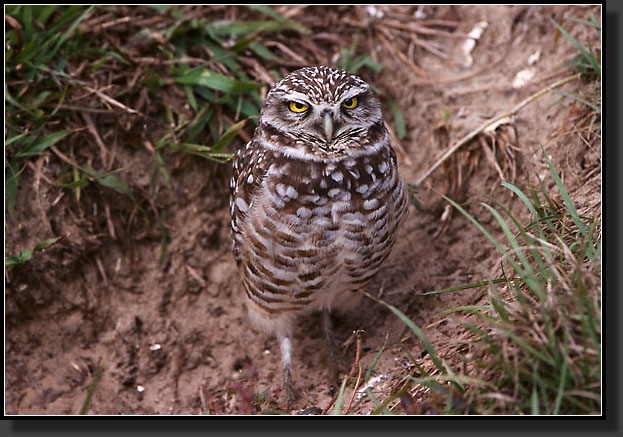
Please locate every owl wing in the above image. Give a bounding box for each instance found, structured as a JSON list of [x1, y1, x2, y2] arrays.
[[230, 139, 270, 265]]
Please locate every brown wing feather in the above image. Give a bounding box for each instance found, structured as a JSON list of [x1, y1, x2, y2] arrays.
[[230, 139, 270, 265]]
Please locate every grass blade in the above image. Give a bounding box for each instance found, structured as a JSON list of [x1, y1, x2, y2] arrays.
[[386, 98, 406, 139], [531, 364, 540, 415], [552, 333, 569, 415], [370, 382, 410, 415], [443, 195, 531, 288], [79, 364, 104, 415], [174, 68, 263, 94], [332, 376, 349, 415], [212, 119, 250, 151], [365, 388, 384, 411], [361, 290, 446, 374], [35, 5, 59, 24], [541, 145, 596, 261], [365, 344, 386, 383], [554, 90, 600, 113], [15, 129, 71, 158], [485, 191, 552, 281], [422, 277, 512, 295], [6, 237, 62, 269], [207, 19, 308, 37], [436, 305, 492, 318], [489, 286, 510, 322], [95, 173, 134, 197], [480, 203, 543, 298], [48, 6, 94, 62], [246, 5, 305, 28], [551, 18, 600, 77]]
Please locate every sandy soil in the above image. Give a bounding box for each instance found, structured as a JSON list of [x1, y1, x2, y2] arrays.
[[5, 5, 601, 415]]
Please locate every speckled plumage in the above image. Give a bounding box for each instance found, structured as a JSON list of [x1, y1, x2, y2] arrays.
[[229, 66, 408, 407]]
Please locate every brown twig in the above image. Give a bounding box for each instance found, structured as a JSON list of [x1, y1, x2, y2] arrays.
[[414, 73, 582, 186], [104, 201, 117, 240], [381, 19, 473, 39], [343, 331, 364, 414], [84, 85, 141, 115], [410, 34, 449, 60], [322, 329, 364, 415], [264, 41, 310, 67], [199, 384, 221, 415], [95, 255, 108, 286], [44, 104, 120, 114], [29, 158, 54, 234], [81, 111, 109, 169], [186, 265, 207, 288], [50, 144, 82, 169], [378, 30, 426, 78]]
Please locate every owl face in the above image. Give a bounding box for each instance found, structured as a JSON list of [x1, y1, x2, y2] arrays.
[[259, 66, 384, 154]]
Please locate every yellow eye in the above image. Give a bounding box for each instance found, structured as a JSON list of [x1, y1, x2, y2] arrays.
[[288, 101, 309, 113], [342, 96, 358, 109]]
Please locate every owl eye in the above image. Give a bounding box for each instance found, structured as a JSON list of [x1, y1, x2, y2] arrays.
[[288, 101, 309, 113], [342, 96, 358, 109]]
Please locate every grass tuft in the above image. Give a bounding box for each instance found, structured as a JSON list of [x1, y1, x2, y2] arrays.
[[437, 147, 599, 414], [552, 17, 601, 132], [365, 144, 600, 414]]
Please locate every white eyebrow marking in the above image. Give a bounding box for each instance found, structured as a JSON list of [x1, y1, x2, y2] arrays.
[[283, 91, 312, 103]]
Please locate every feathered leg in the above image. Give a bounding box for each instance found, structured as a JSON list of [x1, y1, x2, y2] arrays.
[[279, 333, 295, 409]]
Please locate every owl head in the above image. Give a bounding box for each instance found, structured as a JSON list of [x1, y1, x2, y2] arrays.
[[258, 66, 384, 154]]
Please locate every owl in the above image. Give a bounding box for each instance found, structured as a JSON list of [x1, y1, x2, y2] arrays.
[[229, 66, 408, 408]]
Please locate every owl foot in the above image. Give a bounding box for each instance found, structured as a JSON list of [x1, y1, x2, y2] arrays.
[[282, 366, 297, 411]]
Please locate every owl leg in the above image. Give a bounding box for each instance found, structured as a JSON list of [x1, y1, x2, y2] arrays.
[[322, 309, 348, 386], [279, 333, 295, 409]]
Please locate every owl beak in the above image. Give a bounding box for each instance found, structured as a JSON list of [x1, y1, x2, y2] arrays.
[[323, 112, 334, 142]]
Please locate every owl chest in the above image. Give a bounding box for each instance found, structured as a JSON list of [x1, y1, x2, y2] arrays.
[[241, 158, 395, 285]]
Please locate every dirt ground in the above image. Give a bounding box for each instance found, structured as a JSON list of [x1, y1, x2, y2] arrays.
[[5, 5, 601, 415]]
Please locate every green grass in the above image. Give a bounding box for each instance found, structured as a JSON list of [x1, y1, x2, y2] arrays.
[[5, 5, 392, 223], [4, 6, 307, 224], [552, 15, 601, 80], [79, 364, 105, 414], [6, 6, 95, 219], [441, 149, 601, 414], [5, 237, 62, 270], [336, 47, 382, 76], [552, 16, 601, 130], [360, 144, 601, 415]]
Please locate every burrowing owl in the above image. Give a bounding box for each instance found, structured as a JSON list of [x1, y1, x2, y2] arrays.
[[230, 66, 408, 407]]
